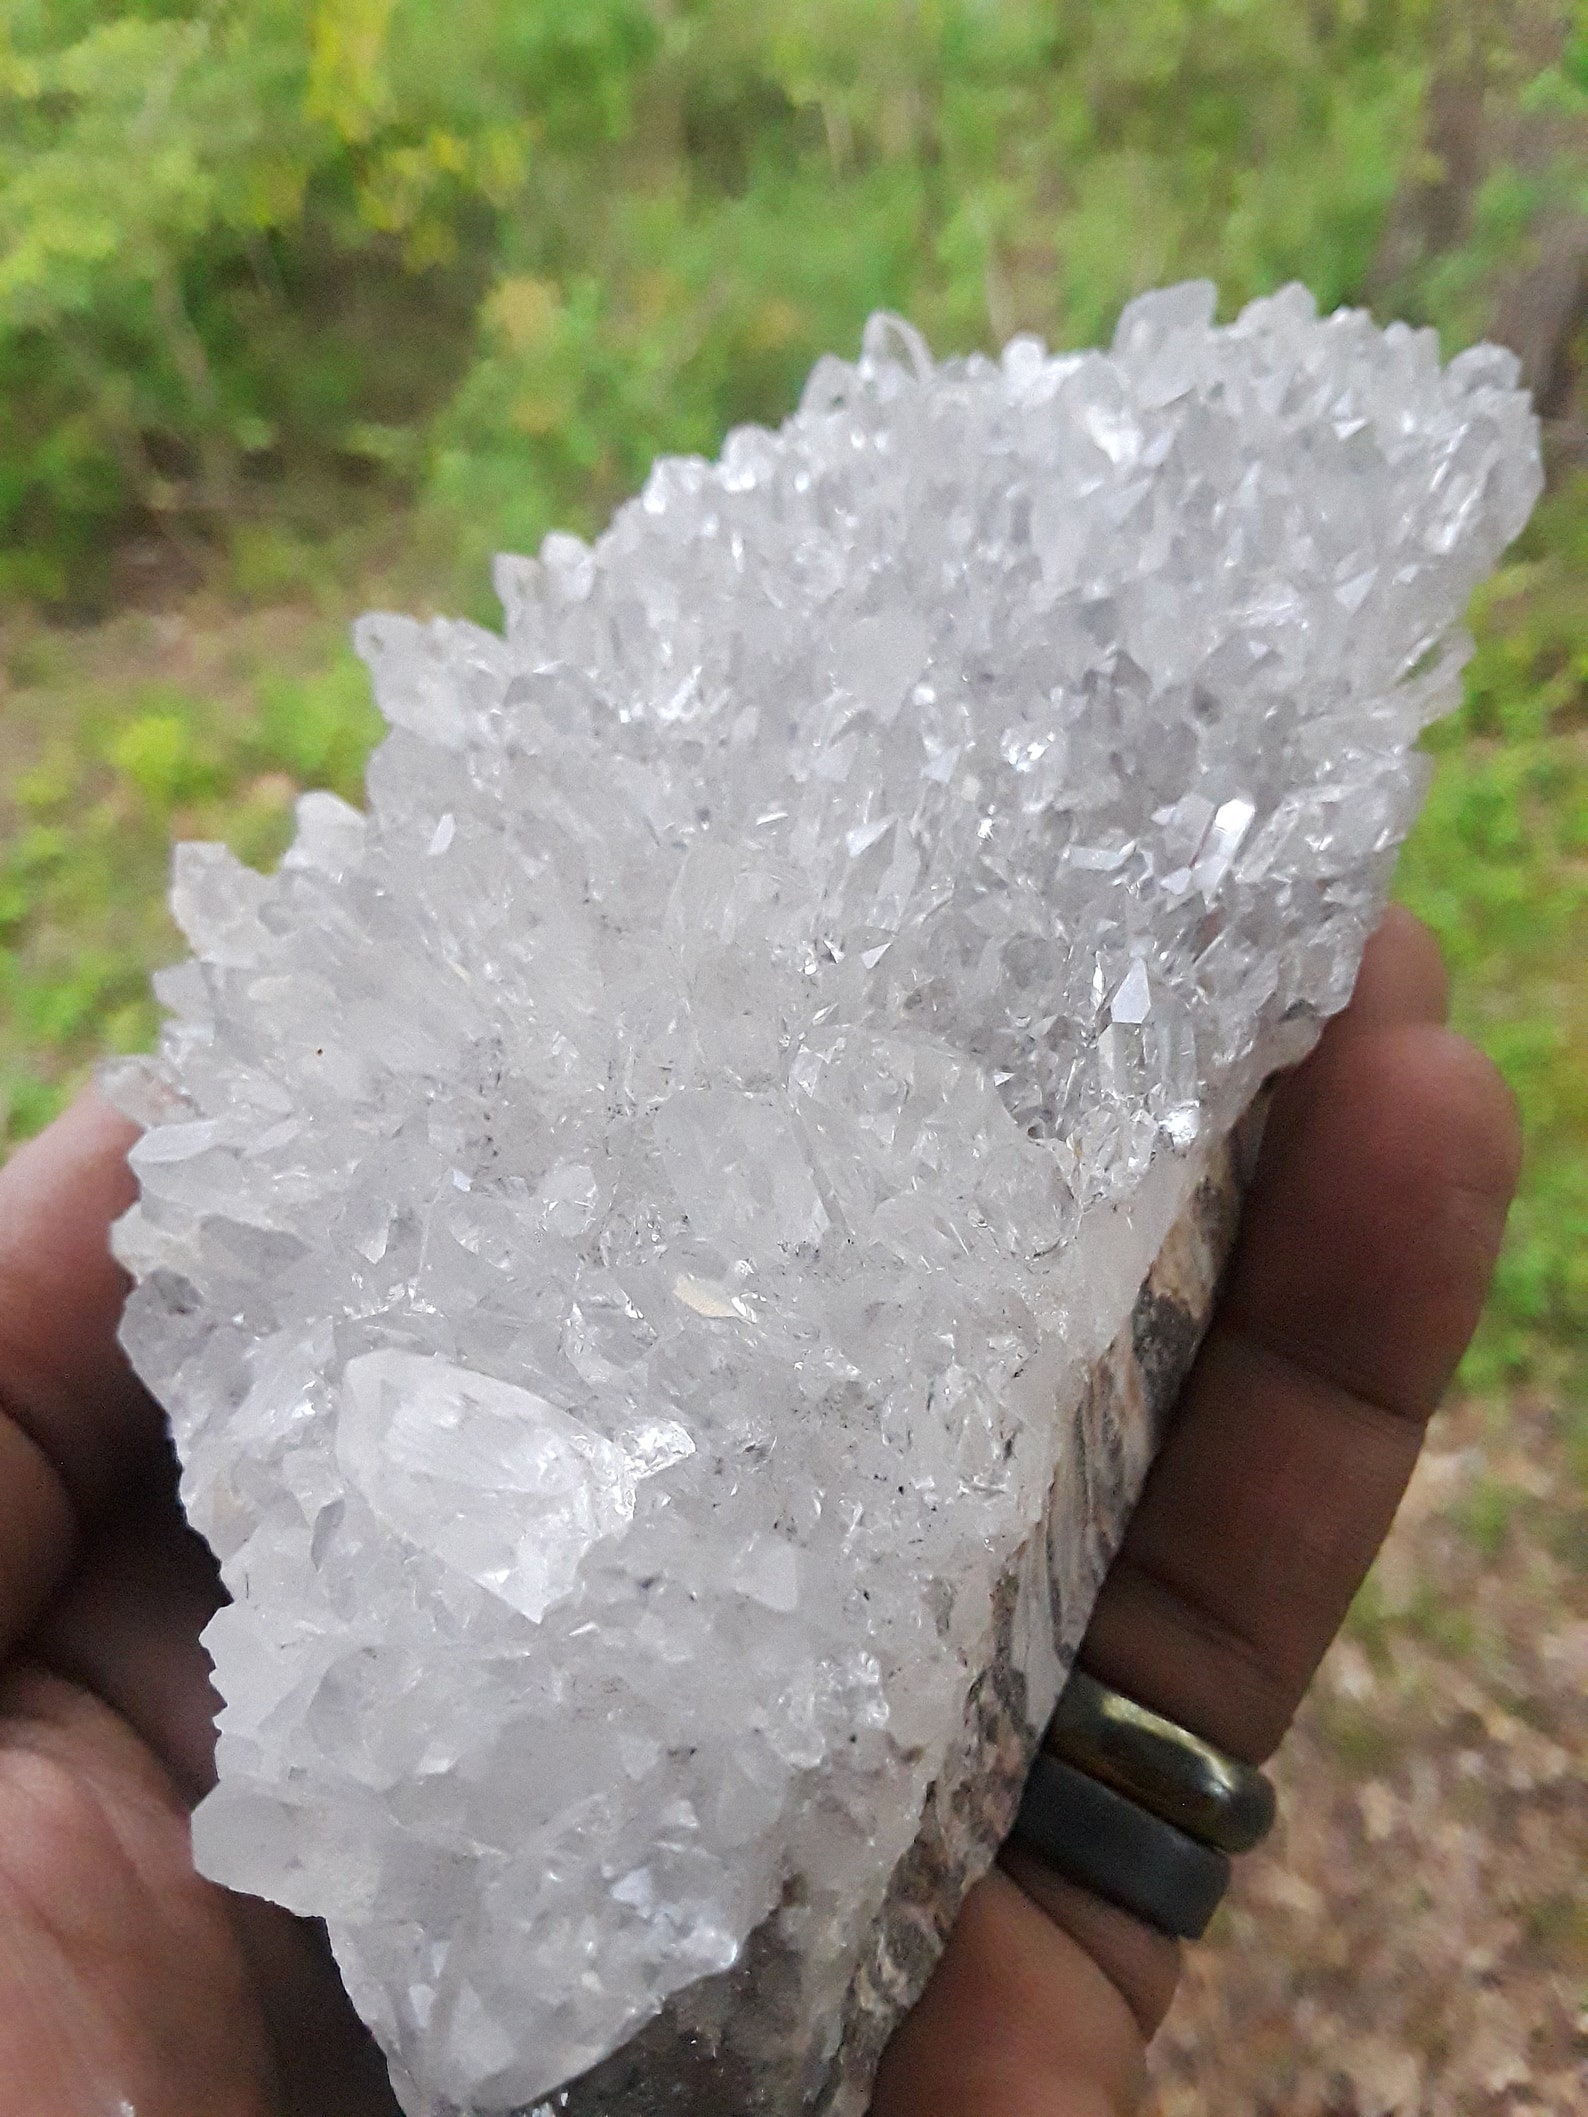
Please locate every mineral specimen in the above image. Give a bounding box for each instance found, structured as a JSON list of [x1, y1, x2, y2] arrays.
[[109, 283, 1540, 2116]]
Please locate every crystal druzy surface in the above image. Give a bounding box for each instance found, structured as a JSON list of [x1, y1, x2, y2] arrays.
[[112, 284, 1539, 2115]]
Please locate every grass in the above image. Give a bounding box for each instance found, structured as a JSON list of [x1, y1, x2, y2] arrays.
[[1395, 471, 1588, 1401], [0, 594, 381, 1141]]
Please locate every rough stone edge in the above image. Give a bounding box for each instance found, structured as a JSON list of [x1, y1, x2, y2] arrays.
[[520, 1109, 1257, 2117], [809, 1114, 1250, 2117]]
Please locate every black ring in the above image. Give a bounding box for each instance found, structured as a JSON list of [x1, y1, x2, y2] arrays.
[[1009, 1750, 1231, 1940], [1045, 1670, 1276, 1855]]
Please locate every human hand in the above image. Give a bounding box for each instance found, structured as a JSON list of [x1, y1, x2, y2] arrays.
[[0, 1095, 396, 2110], [873, 907, 1522, 2115], [0, 910, 1519, 2115]]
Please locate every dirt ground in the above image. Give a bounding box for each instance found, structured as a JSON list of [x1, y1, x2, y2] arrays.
[[1145, 1393, 1588, 2116]]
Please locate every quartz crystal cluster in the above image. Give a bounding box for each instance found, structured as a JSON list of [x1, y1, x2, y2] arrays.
[[111, 283, 1539, 2116]]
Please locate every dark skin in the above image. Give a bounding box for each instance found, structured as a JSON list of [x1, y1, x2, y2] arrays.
[[0, 910, 1520, 2115]]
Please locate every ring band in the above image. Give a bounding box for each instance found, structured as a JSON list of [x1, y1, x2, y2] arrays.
[[1010, 1751, 1231, 1940], [1006, 1670, 1278, 1939], [1044, 1670, 1276, 1856]]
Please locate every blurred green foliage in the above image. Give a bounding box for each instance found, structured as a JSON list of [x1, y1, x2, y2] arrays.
[[1397, 475, 1588, 1396], [0, 613, 379, 1133], [0, 0, 1583, 1409], [0, 0, 656, 597], [0, 0, 1563, 605]]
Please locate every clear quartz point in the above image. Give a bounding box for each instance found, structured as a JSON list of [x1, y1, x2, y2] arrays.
[[111, 285, 1540, 2116]]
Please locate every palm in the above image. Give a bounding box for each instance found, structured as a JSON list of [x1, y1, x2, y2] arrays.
[[0, 1103, 395, 2115], [0, 1659, 279, 2109]]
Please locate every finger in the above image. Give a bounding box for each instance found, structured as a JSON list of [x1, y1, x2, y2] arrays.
[[1255, 907, 1448, 1170], [879, 915, 1516, 2103], [0, 1094, 163, 1647], [226, 1899, 401, 2117], [1341, 904, 1449, 1031], [0, 1399, 76, 1653], [27, 1472, 223, 1806], [0, 1665, 281, 2117], [0, 1092, 161, 1501], [0, 1672, 394, 2115], [1081, 1019, 1521, 1763], [870, 1869, 1149, 2117]]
